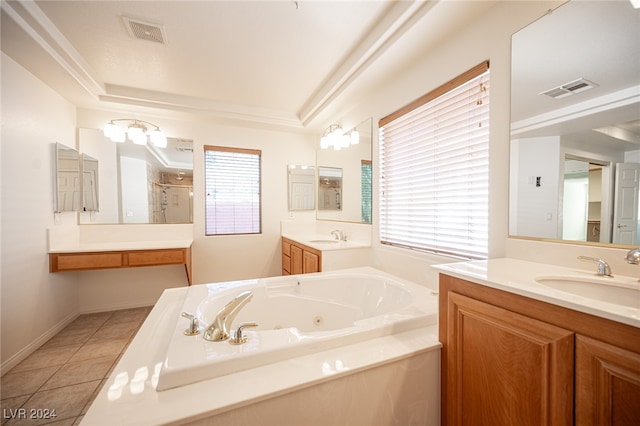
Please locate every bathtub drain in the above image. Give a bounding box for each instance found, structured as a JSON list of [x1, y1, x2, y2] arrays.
[[313, 316, 323, 326]]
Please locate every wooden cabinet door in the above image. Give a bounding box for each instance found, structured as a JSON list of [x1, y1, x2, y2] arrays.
[[575, 335, 640, 425], [302, 250, 319, 273], [290, 245, 303, 275], [445, 292, 574, 426]]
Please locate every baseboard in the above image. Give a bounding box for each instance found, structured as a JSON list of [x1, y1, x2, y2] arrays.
[[0, 310, 79, 377]]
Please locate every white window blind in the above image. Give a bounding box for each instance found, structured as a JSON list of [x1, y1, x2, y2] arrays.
[[205, 146, 261, 235], [379, 62, 490, 259]]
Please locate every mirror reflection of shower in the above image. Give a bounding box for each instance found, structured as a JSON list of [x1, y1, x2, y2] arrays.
[[152, 176, 193, 223]]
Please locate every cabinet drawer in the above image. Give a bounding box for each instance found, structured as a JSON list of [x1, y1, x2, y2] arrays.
[[282, 253, 291, 273], [282, 239, 291, 256], [52, 252, 123, 271], [128, 249, 185, 266]]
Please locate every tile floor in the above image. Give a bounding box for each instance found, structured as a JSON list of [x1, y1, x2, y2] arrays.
[[1, 307, 151, 426]]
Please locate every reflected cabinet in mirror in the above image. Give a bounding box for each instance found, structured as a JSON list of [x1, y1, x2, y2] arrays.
[[316, 118, 372, 223], [78, 128, 194, 224], [54, 143, 80, 213], [509, 0, 640, 246]]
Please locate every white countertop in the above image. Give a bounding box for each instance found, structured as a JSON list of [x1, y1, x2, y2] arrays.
[[49, 239, 193, 253], [432, 258, 640, 328], [281, 233, 370, 251]]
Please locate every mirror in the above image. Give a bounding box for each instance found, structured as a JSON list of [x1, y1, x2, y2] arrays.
[[509, 0, 640, 246], [288, 165, 315, 210], [318, 166, 343, 211], [53, 142, 80, 213], [78, 128, 194, 224], [82, 153, 99, 212], [316, 117, 373, 223]]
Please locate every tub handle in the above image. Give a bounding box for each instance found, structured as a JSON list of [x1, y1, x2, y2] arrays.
[[229, 322, 258, 345], [181, 312, 202, 336]]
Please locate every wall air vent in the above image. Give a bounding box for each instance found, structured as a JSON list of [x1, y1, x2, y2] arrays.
[[176, 146, 194, 153], [540, 78, 598, 99], [122, 16, 167, 44]]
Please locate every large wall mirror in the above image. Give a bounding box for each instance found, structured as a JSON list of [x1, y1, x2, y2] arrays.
[[78, 128, 194, 224], [509, 0, 640, 246], [316, 117, 372, 223]]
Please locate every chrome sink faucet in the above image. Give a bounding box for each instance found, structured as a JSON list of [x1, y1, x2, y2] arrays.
[[331, 229, 346, 241], [578, 256, 612, 277], [625, 248, 640, 265], [203, 290, 253, 342]]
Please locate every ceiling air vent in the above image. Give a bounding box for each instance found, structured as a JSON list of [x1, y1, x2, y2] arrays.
[[122, 16, 167, 44], [540, 78, 598, 99]]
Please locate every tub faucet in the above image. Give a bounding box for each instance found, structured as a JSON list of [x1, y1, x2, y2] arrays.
[[203, 290, 253, 342]]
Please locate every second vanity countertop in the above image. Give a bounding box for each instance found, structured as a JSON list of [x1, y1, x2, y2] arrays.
[[432, 257, 640, 328], [281, 234, 371, 251]]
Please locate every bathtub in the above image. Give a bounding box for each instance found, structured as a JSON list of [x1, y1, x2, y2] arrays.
[[82, 267, 441, 425], [157, 268, 437, 391]]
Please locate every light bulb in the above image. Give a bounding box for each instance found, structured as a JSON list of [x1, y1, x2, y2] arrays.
[[127, 125, 144, 142], [150, 130, 167, 148], [350, 130, 360, 145], [132, 132, 147, 145], [111, 127, 126, 143], [103, 122, 117, 138]]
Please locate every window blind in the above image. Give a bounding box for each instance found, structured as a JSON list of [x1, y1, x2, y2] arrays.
[[379, 62, 489, 259], [204, 146, 261, 235]]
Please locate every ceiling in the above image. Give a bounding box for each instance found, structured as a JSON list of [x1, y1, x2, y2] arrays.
[[510, 0, 640, 149], [1, 0, 497, 132]]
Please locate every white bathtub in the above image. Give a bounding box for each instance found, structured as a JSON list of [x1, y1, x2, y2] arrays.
[[157, 268, 438, 391]]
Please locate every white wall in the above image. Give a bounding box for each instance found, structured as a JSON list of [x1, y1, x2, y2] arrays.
[[75, 109, 317, 285], [315, 1, 563, 287], [511, 136, 561, 238], [1, 53, 80, 372]]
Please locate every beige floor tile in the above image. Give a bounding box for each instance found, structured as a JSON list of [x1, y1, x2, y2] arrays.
[[88, 322, 139, 342], [64, 313, 112, 330], [41, 417, 76, 426], [40, 357, 117, 391], [10, 345, 82, 373], [0, 395, 30, 426], [104, 307, 150, 326], [40, 328, 98, 350], [80, 379, 105, 415], [6, 381, 100, 426], [0, 366, 60, 400], [68, 338, 128, 363]]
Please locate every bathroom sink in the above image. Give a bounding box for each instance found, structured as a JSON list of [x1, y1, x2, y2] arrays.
[[309, 239, 339, 243], [534, 276, 640, 309]]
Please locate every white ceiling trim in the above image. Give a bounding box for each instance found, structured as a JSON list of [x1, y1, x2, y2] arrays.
[[298, 0, 438, 126], [100, 84, 304, 129], [1, 0, 105, 97], [4, 0, 438, 129], [511, 86, 640, 137]]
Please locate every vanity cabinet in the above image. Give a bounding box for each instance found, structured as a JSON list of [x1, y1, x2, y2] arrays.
[[281, 237, 321, 275], [50, 247, 192, 284], [439, 274, 640, 426]]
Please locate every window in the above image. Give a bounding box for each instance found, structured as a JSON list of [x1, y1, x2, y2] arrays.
[[204, 146, 261, 235], [379, 61, 490, 259], [361, 160, 372, 224]]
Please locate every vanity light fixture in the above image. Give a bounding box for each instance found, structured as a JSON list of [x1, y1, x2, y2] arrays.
[[103, 119, 168, 148], [320, 124, 360, 150]]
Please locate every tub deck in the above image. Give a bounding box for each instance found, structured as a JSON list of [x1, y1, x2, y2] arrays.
[[81, 268, 441, 425]]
